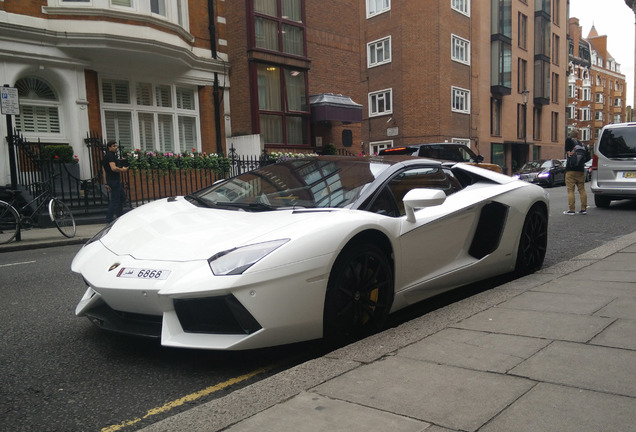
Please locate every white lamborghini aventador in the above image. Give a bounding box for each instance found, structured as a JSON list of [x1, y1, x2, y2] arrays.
[[72, 155, 549, 350]]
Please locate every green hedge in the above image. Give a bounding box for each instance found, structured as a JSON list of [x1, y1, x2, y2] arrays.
[[40, 145, 78, 163]]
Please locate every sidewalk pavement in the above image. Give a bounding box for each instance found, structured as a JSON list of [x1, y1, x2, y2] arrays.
[[4, 225, 636, 432], [0, 223, 106, 252]]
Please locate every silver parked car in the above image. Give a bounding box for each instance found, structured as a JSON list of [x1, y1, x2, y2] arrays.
[[591, 123, 636, 208]]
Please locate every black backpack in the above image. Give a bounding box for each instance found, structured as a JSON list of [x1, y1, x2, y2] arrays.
[[567, 142, 589, 170]]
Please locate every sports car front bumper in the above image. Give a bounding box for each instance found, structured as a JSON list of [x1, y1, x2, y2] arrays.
[[72, 242, 334, 350]]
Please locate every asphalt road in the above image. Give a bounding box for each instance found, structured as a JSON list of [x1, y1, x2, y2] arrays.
[[1, 182, 634, 432], [543, 182, 636, 268]]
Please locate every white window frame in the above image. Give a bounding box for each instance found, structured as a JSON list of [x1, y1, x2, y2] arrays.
[[595, 93, 604, 104], [451, 0, 470, 17], [369, 140, 393, 155], [580, 107, 591, 121], [368, 88, 393, 117], [14, 77, 64, 140], [451, 138, 471, 148], [580, 128, 590, 141], [367, 36, 392, 68], [366, 0, 390, 18], [451, 86, 470, 114], [100, 78, 200, 153], [451, 34, 470, 65], [581, 87, 591, 101], [566, 105, 575, 120], [595, 111, 604, 121]]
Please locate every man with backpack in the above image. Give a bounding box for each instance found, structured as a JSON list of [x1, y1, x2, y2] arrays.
[[564, 129, 591, 215]]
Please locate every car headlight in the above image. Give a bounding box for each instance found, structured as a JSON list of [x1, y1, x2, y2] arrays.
[[537, 172, 550, 178], [208, 239, 289, 275], [512, 174, 520, 180]]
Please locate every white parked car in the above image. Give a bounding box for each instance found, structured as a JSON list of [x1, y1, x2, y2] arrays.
[[591, 122, 636, 207], [72, 156, 549, 350]]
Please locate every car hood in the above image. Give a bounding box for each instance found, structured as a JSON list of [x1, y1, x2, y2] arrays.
[[99, 197, 325, 261], [516, 167, 544, 175]]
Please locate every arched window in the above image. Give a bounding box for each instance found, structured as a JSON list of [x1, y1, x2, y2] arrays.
[[14, 77, 61, 134]]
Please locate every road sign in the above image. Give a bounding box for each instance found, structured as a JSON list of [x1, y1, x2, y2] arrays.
[[1, 86, 20, 115]]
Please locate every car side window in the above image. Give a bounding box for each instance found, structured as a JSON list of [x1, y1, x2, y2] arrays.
[[366, 186, 400, 217], [378, 167, 461, 217]]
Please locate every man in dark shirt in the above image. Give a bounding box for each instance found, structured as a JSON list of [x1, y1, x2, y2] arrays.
[[102, 140, 129, 223], [563, 129, 589, 215]]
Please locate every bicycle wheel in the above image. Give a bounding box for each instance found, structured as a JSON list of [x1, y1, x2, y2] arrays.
[[0, 200, 20, 244], [48, 199, 76, 238]]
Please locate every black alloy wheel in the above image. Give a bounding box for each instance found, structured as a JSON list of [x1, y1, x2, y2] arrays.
[[323, 243, 393, 343], [515, 205, 548, 276]]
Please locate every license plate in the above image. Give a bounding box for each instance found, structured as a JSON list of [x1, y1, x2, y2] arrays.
[[623, 172, 636, 178], [116, 267, 171, 280]]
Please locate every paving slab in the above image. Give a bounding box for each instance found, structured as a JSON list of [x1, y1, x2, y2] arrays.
[[585, 255, 636, 271], [480, 383, 636, 432], [622, 244, 636, 253], [510, 341, 636, 397], [561, 268, 636, 283], [223, 392, 431, 432], [496, 291, 614, 315], [590, 319, 636, 350], [531, 279, 636, 297], [398, 328, 549, 373], [594, 297, 636, 319], [453, 307, 613, 342], [314, 355, 534, 432]]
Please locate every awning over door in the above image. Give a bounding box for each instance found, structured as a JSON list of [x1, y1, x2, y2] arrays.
[[309, 93, 362, 123]]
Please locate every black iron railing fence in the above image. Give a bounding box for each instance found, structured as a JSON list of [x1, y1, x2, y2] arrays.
[[6, 131, 274, 216]]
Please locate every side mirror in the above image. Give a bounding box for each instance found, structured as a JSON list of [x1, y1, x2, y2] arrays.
[[476, 154, 484, 163], [403, 188, 446, 222]]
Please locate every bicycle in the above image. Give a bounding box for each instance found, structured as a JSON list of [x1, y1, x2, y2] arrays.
[[0, 175, 76, 244]]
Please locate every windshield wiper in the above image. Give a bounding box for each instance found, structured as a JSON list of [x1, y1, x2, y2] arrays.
[[185, 194, 213, 208], [215, 202, 278, 212]]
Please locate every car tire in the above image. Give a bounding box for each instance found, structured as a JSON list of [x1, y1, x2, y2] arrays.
[[514, 205, 548, 276], [323, 242, 393, 343], [594, 195, 611, 208]]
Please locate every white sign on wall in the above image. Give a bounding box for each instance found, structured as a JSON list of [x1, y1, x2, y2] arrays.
[[1, 87, 19, 115]]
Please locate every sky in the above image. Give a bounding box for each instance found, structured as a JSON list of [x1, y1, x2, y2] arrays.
[[570, 0, 636, 106]]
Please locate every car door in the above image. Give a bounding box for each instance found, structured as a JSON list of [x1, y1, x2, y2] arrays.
[[378, 166, 484, 299], [553, 159, 566, 184]]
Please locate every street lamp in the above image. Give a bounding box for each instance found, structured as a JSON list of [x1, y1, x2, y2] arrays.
[[521, 89, 530, 145]]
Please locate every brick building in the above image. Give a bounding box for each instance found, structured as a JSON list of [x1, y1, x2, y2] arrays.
[[566, 18, 593, 145], [360, 0, 568, 174], [567, 19, 627, 146], [224, 0, 363, 156]]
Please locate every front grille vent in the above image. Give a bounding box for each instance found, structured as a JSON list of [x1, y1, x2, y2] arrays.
[[174, 295, 262, 335]]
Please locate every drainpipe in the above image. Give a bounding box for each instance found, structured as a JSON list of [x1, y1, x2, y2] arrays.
[[208, 0, 224, 154]]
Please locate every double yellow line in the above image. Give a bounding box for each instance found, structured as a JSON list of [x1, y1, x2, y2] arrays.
[[102, 366, 270, 432]]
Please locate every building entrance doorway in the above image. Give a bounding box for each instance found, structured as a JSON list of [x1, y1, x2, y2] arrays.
[[511, 144, 529, 173]]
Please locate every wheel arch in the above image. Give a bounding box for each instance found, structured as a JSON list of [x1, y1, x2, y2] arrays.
[[323, 228, 396, 342], [340, 229, 395, 275]]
